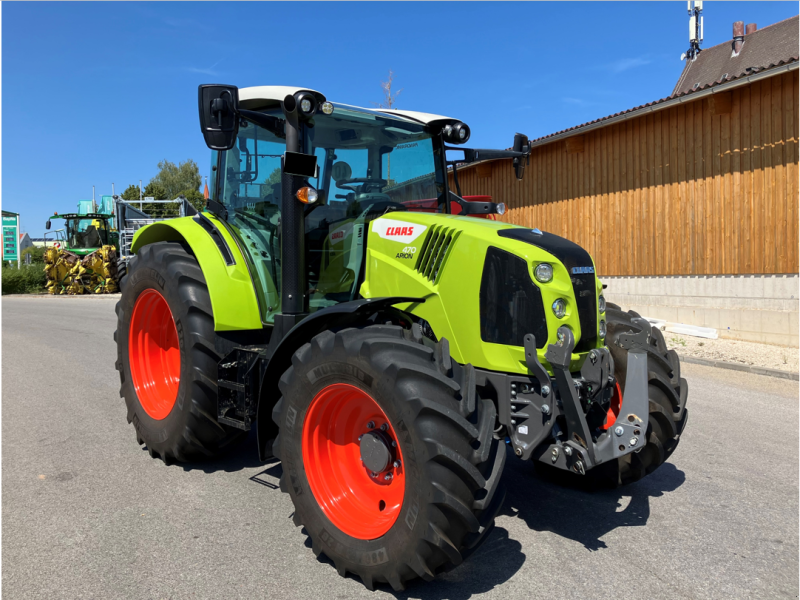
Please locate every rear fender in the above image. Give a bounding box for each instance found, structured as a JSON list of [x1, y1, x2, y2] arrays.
[[130, 215, 262, 331]]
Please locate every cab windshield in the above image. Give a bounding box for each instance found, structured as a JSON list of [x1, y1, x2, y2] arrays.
[[64, 218, 109, 248], [217, 105, 445, 323], [307, 105, 444, 211]]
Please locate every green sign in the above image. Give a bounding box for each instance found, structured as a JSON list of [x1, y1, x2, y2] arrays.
[[3, 215, 18, 261]]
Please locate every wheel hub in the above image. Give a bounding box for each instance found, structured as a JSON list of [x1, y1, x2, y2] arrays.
[[360, 430, 394, 474]]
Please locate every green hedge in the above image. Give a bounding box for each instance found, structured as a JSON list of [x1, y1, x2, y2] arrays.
[[1, 263, 47, 295]]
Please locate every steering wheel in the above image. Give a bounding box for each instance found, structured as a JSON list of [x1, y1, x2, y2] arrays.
[[336, 177, 388, 193]]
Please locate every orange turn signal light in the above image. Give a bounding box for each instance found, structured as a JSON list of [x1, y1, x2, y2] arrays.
[[295, 187, 319, 204]]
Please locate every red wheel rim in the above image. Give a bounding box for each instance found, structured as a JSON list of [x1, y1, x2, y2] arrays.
[[128, 288, 181, 420], [302, 383, 405, 540], [602, 381, 623, 430]]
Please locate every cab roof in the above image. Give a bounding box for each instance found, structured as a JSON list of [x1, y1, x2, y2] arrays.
[[50, 213, 110, 220], [238, 86, 462, 128]]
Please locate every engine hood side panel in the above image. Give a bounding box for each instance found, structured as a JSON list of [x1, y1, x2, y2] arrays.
[[361, 213, 601, 375]]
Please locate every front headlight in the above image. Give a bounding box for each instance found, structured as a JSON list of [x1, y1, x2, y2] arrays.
[[599, 319, 607, 339], [552, 298, 567, 319], [598, 294, 606, 313], [535, 263, 553, 283]]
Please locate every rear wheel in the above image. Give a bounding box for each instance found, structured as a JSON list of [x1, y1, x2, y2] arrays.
[[273, 325, 506, 590], [115, 241, 245, 463]]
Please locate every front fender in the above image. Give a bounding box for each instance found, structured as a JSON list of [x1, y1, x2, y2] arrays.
[[130, 215, 262, 331], [255, 297, 424, 461]]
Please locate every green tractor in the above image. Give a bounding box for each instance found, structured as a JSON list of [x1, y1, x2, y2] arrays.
[[45, 212, 118, 255], [115, 85, 688, 590]]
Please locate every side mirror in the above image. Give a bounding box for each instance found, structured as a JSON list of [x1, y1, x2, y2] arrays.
[[198, 84, 240, 150], [513, 133, 529, 180], [46, 220, 51, 230]]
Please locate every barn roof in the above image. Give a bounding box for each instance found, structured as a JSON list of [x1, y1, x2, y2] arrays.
[[519, 16, 799, 149], [673, 15, 799, 96]]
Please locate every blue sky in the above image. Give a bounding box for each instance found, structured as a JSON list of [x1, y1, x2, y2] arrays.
[[3, 1, 797, 236]]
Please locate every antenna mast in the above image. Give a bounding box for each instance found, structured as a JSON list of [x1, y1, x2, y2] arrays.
[[684, 1, 704, 61]]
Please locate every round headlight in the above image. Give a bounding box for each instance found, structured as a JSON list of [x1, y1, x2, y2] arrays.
[[599, 319, 607, 339], [459, 127, 467, 140], [496, 203, 506, 215], [552, 298, 567, 318], [321, 101, 334, 115], [535, 263, 553, 283], [300, 98, 313, 113], [598, 294, 606, 313]]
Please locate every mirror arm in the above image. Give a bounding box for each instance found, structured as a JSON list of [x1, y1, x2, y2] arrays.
[[447, 191, 502, 215], [237, 109, 286, 139], [445, 146, 530, 163]]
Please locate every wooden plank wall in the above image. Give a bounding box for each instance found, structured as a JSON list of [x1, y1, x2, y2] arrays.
[[449, 70, 799, 276]]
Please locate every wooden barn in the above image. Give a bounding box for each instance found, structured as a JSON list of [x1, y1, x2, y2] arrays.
[[451, 16, 799, 346]]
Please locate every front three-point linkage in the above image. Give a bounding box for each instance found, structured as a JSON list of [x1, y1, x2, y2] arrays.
[[535, 325, 650, 474]]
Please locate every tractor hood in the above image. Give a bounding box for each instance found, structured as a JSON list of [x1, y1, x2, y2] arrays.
[[360, 212, 604, 375]]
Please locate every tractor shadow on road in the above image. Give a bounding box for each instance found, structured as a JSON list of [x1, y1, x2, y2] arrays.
[[308, 524, 525, 600], [163, 429, 267, 474], [501, 451, 686, 552]]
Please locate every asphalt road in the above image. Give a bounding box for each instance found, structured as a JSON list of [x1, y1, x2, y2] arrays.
[[3, 295, 798, 600]]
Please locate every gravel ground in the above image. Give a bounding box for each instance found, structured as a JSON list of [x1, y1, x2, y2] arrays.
[[665, 331, 799, 373]]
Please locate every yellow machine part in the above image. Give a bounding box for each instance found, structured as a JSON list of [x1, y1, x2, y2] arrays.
[[44, 245, 119, 295]]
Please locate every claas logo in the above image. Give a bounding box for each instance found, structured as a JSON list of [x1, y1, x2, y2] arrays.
[[386, 226, 415, 236]]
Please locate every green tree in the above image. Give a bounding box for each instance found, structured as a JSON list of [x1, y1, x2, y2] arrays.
[[120, 184, 141, 201], [259, 168, 282, 198], [22, 245, 46, 264], [142, 182, 176, 217], [179, 189, 206, 213], [149, 159, 202, 199]]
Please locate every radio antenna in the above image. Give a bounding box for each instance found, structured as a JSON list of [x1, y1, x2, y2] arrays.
[[683, 1, 704, 61]]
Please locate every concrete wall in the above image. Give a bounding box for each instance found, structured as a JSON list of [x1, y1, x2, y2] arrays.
[[604, 274, 799, 347]]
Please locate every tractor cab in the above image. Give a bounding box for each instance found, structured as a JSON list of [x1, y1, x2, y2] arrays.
[[45, 213, 116, 255], [209, 86, 516, 324]]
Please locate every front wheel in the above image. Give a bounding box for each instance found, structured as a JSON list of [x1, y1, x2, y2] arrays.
[[273, 325, 506, 590]]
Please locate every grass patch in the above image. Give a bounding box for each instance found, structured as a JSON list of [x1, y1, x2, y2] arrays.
[[2, 263, 47, 295]]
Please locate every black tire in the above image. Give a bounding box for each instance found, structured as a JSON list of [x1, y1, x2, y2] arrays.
[[598, 306, 689, 486], [273, 325, 506, 591], [115, 241, 245, 463]]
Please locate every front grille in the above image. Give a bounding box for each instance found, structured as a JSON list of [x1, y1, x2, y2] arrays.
[[415, 225, 459, 283], [571, 273, 597, 352], [480, 247, 548, 348]]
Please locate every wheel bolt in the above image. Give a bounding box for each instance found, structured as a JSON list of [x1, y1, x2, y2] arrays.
[[358, 434, 363, 441], [367, 421, 375, 429], [370, 472, 378, 478], [393, 460, 401, 469], [541, 385, 550, 397], [541, 404, 551, 415], [384, 473, 393, 481], [380, 423, 388, 431]]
